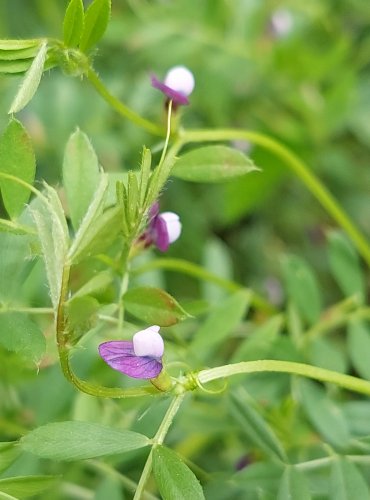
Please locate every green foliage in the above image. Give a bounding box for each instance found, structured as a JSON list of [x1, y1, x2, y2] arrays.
[[0, 476, 58, 499], [0, 118, 35, 219], [330, 457, 370, 499], [282, 255, 322, 325], [172, 145, 258, 183], [63, 0, 84, 48], [277, 466, 311, 500], [152, 445, 205, 500], [79, 0, 111, 53], [63, 128, 100, 230], [230, 389, 287, 463], [8, 41, 47, 113], [0, 312, 45, 362], [20, 421, 150, 460], [124, 286, 190, 326]]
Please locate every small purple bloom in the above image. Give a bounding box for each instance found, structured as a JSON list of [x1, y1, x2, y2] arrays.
[[141, 202, 182, 252], [98, 325, 164, 379], [151, 65, 195, 106]]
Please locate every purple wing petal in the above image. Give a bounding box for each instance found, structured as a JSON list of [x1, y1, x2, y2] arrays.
[[151, 75, 189, 105], [152, 215, 169, 252], [98, 341, 162, 379], [149, 202, 160, 220]]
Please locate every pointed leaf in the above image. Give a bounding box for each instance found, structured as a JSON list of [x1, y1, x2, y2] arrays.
[[8, 41, 47, 113], [124, 286, 190, 326], [171, 145, 258, 183], [297, 379, 350, 449], [63, 0, 84, 47], [328, 231, 364, 302], [20, 421, 150, 461], [277, 466, 311, 500], [282, 255, 322, 325], [63, 129, 100, 230], [330, 457, 370, 499], [230, 389, 287, 462], [0, 118, 35, 219], [30, 186, 69, 310], [0, 475, 58, 499], [153, 445, 205, 500], [79, 0, 111, 52]]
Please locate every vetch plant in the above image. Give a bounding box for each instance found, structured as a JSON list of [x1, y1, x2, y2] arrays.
[[0, 0, 369, 499]]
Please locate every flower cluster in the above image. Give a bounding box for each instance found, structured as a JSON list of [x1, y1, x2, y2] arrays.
[[99, 325, 164, 379]]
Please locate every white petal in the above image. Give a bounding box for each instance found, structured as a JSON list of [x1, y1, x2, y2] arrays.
[[133, 325, 164, 358], [160, 212, 182, 243], [164, 66, 195, 96]]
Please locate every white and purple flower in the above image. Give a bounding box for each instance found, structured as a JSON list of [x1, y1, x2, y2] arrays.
[[151, 65, 195, 106], [140, 202, 182, 252], [98, 325, 164, 379]]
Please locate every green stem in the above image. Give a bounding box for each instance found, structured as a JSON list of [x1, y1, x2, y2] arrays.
[[132, 258, 276, 314], [179, 128, 370, 267], [55, 264, 160, 399], [86, 67, 164, 137], [197, 360, 370, 396], [134, 395, 185, 500], [0, 307, 53, 315]]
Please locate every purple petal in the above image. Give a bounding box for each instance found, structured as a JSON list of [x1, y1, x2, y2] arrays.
[[98, 341, 162, 379], [151, 75, 189, 106], [151, 215, 169, 252]]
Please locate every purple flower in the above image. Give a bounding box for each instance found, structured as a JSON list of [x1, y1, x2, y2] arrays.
[[141, 202, 182, 252], [98, 325, 164, 379], [151, 65, 195, 106]]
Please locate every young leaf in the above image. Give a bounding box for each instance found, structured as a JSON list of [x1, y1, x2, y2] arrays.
[[0, 443, 21, 474], [0, 118, 36, 219], [190, 290, 250, 361], [277, 466, 311, 500], [8, 41, 47, 114], [330, 457, 370, 499], [79, 0, 111, 52], [0, 46, 39, 61], [0, 39, 40, 50], [281, 254, 322, 325], [30, 186, 69, 310], [0, 312, 45, 362], [328, 230, 365, 302], [297, 379, 351, 449], [0, 475, 58, 499], [348, 320, 370, 380], [229, 389, 287, 463], [171, 145, 258, 183], [124, 286, 190, 326], [20, 421, 150, 460], [153, 445, 205, 500], [63, 0, 84, 47], [63, 129, 100, 230], [0, 59, 34, 74]]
